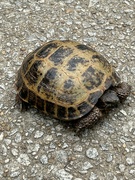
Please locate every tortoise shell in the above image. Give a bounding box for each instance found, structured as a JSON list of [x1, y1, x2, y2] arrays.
[[16, 40, 120, 120]]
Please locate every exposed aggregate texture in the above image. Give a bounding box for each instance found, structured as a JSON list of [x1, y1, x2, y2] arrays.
[[0, 0, 135, 179]]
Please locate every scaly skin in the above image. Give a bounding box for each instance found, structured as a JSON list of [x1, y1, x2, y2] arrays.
[[75, 82, 131, 132]]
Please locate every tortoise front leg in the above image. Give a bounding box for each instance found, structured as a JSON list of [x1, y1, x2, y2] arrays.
[[112, 82, 131, 102], [75, 107, 103, 132]]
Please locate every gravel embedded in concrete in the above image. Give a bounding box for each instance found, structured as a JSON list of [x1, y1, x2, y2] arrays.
[[0, 0, 135, 179]]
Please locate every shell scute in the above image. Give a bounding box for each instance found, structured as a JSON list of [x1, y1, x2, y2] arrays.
[[25, 60, 42, 84], [57, 105, 67, 119], [46, 101, 55, 116], [37, 42, 58, 58], [82, 66, 104, 90], [67, 56, 89, 71], [36, 96, 44, 111], [49, 46, 73, 65], [76, 44, 96, 52], [77, 101, 92, 115], [88, 91, 103, 105], [19, 83, 28, 100], [28, 90, 36, 105]]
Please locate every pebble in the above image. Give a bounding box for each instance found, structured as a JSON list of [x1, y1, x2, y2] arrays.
[[82, 161, 93, 170], [0, 132, 4, 141], [89, 172, 98, 180], [45, 135, 53, 142], [106, 154, 113, 162], [4, 139, 11, 146], [56, 169, 73, 180], [86, 148, 99, 159], [31, 144, 40, 155], [74, 145, 83, 152], [129, 169, 135, 174], [14, 133, 22, 143], [11, 148, 19, 156], [5, 159, 10, 163], [1, 144, 7, 156], [55, 150, 68, 163], [118, 164, 125, 172], [62, 143, 69, 149], [40, 154, 48, 165], [17, 154, 30, 166], [120, 109, 127, 116], [126, 157, 134, 165], [10, 170, 21, 178], [34, 130, 44, 138]]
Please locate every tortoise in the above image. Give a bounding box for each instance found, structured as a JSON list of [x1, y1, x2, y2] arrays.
[[16, 40, 131, 132]]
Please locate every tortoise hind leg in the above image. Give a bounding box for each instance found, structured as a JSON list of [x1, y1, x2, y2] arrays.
[[75, 107, 102, 133], [15, 94, 29, 111]]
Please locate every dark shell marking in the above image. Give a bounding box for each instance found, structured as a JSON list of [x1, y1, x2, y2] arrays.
[[37, 43, 58, 58], [25, 60, 42, 84], [67, 56, 89, 71], [82, 66, 104, 90], [16, 40, 119, 120], [49, 46, 73, 65]]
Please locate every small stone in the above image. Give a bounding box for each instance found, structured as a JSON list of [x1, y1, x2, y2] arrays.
[[10, 128, 18, 136], [40, 154, 48, 165], [32, 144, 40, 155], [17, 154, 30, 166], [34, 130, 44, 138], [66, 8, 74, 14], [106, 154, 113, 162], [7, 42, 11, 46], [4, 139, 11, 145], [74, 145, 83, 152], [10, 171, 21, 178], [62, 143, 68, 149], [89, 172, 98, 180], [107, 172, 117, 180], [66, 19, 72, 25], [55, 150, 68, 163], [11, 148, 19, 156], [1, 50, 6, 55], [5, 159, 10, 163], [126, 157, 134, 165], [65, 0, 74, 3], [45, 135, 53, 141], [0, 132, 4, 141], [118, 164, 125, 172], [120, 109, 127, 116], [56, 169, 73, 180], [2, 144, 7, 156], [129, 169, 135, 174], [50, 142, 56, 149], [82, 21, 90, 28], [14, 133, 22, 143], [88, 0, 99, 7], [100, 143, 109, 151], [55, 124, 63, 131], [82, 161, 93, 170], [86, 148, 98, 159], [20, 47, 26, 51], [39, 0, 45, 3]]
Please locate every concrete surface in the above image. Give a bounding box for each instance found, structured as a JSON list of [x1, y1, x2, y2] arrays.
[[0, 0, 135, 179]]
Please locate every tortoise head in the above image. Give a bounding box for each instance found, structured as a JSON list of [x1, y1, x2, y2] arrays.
[[98, 82, 131, 110], [98, 90, 120, 109]]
